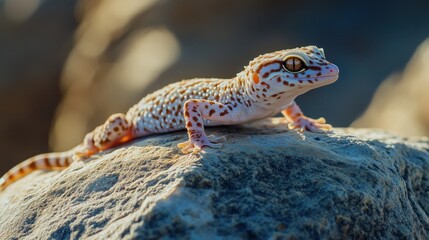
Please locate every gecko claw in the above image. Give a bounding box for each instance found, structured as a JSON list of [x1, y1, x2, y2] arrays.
[[288, 117, 332, 133], [178, 134, 226, 154]]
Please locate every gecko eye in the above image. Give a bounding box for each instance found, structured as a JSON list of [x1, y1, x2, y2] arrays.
[[282, 57, 306, 73]]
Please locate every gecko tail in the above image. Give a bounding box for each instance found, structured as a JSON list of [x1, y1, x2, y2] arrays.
[[0, 150, 75, 192]]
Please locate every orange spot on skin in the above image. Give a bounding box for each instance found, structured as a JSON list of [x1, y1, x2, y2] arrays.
[[253, 73, 260, 84]]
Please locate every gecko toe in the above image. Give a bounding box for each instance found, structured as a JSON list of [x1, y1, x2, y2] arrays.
[[207, 134, 226, 143], [205, 142, 223, 149]]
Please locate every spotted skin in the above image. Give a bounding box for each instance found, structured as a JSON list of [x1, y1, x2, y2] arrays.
[[0, 46, 339, 191]]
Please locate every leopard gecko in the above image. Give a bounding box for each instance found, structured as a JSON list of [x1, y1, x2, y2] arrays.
[[0, 46, 339, 191]]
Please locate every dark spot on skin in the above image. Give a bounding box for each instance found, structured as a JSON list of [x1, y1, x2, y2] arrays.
[[228, 106, 233, 111], [299, 80, 303, 83], [209, 109, 216, 116], [277, 77, 281, 82], [7, 173, 16, 181], [290, 83, 295, 87], [306, 75, 310, 78], [219, 105, 223, 108], [308, 80, 313, 83], [316, 72, 322, 76], [263, 89, 267, 92], [294, 74, 298, 78], [315, 79, 319, 82], [205, 105, 208, 109], [44, 158, 51, 167], [187, 122, 192, 127], [263, 72, 269, 78], [283, 81, 289, 86], [308, 66, 322, 71], [192, 116, 198, 122], [219, 110, 229, 116], [184, 111, 190, 117], [309, 60, 314, 64], [28, 161, 37, 170], [196, 122, 202, 127]]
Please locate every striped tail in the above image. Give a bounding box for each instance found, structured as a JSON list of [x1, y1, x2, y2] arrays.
[[0, 150, 75, 191]]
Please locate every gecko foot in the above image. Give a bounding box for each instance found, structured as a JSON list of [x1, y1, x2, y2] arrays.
[[178, 134, 226, 154], [288, 116, 332, 133]]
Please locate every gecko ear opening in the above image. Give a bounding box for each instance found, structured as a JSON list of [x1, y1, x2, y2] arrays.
[[252, 72, 260, 84]]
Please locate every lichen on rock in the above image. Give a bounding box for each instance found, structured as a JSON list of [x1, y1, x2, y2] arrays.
[[1, 118, 428, 239]]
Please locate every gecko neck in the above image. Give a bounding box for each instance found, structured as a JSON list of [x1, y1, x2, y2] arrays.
[[215, 74, 253, 106], [234, 71, 257, 102], [235, 70, 298, 110]]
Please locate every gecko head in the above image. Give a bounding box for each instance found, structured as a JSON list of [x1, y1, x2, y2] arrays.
[[245, 46, 339, 101]]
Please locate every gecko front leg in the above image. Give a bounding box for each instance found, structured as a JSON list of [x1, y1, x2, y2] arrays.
[[282, 101, 332, 132], [178, 99, 234, 154]]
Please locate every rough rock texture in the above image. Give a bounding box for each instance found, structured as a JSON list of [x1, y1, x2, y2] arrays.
[[1, 118, 429, 239], [352, 38, 429, 137]]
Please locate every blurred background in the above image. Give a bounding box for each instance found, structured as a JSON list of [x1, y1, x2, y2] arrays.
[[1, 0, 429, 174]]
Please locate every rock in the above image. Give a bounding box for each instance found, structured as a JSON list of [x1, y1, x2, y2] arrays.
[[1, 118, 429, 239], [352, 39, 429, 137]]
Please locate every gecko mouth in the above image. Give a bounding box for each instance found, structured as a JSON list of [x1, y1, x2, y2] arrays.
[[295, 74, 339, 82]]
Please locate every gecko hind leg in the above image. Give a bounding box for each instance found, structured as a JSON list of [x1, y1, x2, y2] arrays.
[[75, 113, 133, 159]]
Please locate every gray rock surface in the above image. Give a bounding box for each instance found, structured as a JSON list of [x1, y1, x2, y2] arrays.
[[1, 118, 429, 239]]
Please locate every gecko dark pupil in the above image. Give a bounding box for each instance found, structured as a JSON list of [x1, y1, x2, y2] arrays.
[[283, 57, 305, 72]]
